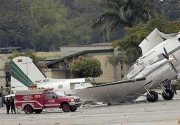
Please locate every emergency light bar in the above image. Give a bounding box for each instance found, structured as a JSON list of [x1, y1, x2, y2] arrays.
[[17, 58, 22, 62]]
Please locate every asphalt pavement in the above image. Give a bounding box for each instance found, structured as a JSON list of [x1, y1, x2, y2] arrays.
[[0, 89, 180, 125]]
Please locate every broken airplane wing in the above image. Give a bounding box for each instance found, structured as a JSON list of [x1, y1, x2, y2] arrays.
[[74, 77, 146, 104]]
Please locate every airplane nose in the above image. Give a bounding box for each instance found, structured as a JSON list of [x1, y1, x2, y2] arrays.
[[168, 58, 174, 62], [168, 58, 178, 73]]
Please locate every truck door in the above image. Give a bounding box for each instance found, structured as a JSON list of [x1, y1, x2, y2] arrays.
[[44, 92, 59, 108]]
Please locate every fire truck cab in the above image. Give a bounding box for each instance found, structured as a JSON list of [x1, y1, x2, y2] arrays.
[[15, 88, 81, 114]]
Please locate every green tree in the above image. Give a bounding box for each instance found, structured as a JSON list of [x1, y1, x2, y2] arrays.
[[105, 56, 119, 80], [33, 0, 103, 50], [61, 0, 103, 45], [92, 0, 161, 39], [105, 54, 124, 80], [159, 0, 180, 21], [146, 19, 180, 33], [0, 0, 35, 48], [71, 56, 103, 78], [113, 19, 180, 66], [33, 0, 70, 51]]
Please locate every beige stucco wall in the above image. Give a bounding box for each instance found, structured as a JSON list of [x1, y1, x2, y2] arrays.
[[43, 69, 52, 78], [44, 69, 66, 79], [51, 71, 66, 79], [89, 52, 114, 83]]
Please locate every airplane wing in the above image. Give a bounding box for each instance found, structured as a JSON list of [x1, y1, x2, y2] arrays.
[[139, 28, 178, 56], [139, 28, 164, 55], [73, 77, 146, 104]]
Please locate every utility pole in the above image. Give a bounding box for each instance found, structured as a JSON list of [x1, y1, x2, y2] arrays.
[[160, 0, 165, 17], [31, 0, 33, 19], [30, 0, 35, 50], [31, 0, 34, 34]]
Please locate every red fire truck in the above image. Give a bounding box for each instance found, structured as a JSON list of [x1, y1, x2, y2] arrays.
[[15, 88, 81, 114]]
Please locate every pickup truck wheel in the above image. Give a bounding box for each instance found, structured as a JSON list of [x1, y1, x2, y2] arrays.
[[24, 105, 33, 114], [34, 109, 43, 114], [70, 107, 77, 112], [62, 103, 70, 112]]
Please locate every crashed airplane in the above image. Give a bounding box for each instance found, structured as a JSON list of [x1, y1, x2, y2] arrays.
[[74, 28, 180, 104]]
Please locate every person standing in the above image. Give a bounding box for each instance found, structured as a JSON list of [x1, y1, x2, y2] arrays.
[[5, 98, 10, 114], [0, 95, 2, 108], [9, 96, 16, 114], [0, 91, 2, 107], [1, 86, 5, 106]]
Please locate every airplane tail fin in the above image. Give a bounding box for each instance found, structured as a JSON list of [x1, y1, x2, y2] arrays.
[[11, 56, 47, 90]]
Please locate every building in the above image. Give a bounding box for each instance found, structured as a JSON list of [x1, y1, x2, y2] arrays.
[[43, 48, 115, 83], [42, 43, 129, 83], [60, 43, 113, 57]]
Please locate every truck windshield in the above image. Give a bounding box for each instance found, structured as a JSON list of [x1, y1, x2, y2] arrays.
[[54, 91, 66, 97]]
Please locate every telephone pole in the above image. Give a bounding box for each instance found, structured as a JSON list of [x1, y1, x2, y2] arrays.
[[31, 0, 34, 34], [30, 0, 35, 49]]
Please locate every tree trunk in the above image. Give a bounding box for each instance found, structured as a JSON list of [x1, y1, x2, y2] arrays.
[[114, 66, 117, 81]]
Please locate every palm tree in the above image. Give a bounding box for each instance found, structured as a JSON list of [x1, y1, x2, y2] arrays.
[[105, 55, 123, 81], [93, 0, 161, 39]]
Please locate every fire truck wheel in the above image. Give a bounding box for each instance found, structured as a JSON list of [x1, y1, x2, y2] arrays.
[[24, 105, 33, 114], [70, 107, 77, 112], [62, 103, 70, 112], [34, 109, 43, 114]]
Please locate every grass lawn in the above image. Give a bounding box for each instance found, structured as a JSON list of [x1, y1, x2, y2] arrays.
[[0, 52, 61, 60]]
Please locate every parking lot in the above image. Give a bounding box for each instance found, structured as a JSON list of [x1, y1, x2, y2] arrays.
[[0, 90, 180, 125]]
